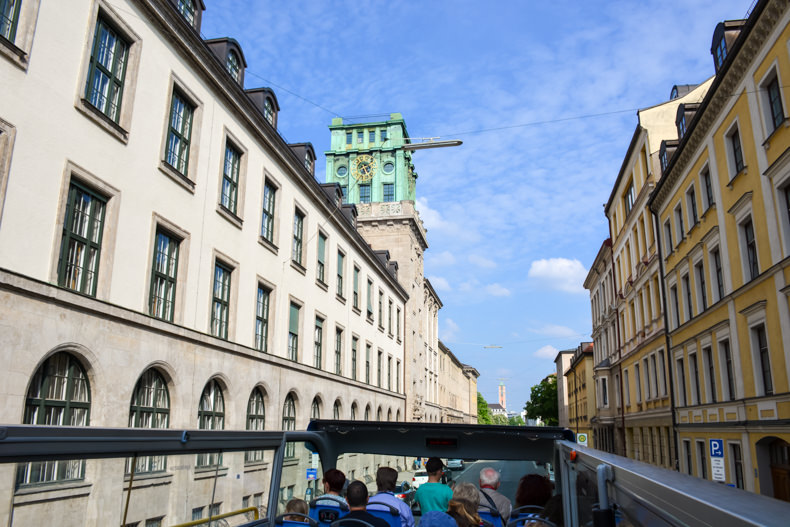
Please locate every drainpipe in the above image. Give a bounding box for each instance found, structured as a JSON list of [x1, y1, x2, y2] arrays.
[[651, 205, 679, 471]]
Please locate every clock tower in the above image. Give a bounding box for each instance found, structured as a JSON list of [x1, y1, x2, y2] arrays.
[[325, 113, 417, 205]]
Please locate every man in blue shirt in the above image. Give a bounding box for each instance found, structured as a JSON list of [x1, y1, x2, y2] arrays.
[[368, 467, 415, 527]]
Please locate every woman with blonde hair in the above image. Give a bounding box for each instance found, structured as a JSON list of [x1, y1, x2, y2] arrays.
[[447, 482, 482, 527]]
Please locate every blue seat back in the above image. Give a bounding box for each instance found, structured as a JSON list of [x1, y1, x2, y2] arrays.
[[366, 501, 400, 527], [478, 509, 503, 527], [309, 499, 348, 527]]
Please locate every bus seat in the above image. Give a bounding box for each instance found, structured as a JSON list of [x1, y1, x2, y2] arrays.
[[275, 513, 319, 527], [477, 506, 503, 527], [309, 498, 349, 526], [365, 501, 400, 527]]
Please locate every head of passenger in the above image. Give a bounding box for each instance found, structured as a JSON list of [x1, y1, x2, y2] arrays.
[[447, 482, 481, 527], [323, 468, 346, 495], [515, 474, 553, 508], [346, 480, 369, 510], [451, 482, 480, 508], [425, 457, 444, 478], [376, 466, 398, 492], [285, 498, 309, 522], [478, 467, 501, 490]]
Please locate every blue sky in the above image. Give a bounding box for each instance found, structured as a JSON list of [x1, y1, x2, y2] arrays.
[[202, 0, 750, 411]]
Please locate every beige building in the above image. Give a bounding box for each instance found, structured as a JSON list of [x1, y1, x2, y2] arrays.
[[437, 341, 479, 423], [554, 349, 574, 429], [565, 343, 595, 445], [0, 0, 479, 524]]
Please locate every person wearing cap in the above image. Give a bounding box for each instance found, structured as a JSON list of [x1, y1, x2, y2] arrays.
[[414, 457, 453, 513]]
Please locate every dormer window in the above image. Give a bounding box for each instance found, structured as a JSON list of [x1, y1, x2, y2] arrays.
[[264, 98, 274, 125], [660, 150, 669, 172], [227, 50, 240, 82], [714, 37, 727, 70], [678, 115, 687, 137], [670, 86, 679, 100], [176, 0, 196, 26], [304, 153, 312, 171]]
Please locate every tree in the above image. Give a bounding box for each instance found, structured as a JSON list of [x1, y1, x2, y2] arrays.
[[524, 374, 559, 426], [491, 414, 508, 425], [477, 392, 492, 424], [508, 415, 525, 426]]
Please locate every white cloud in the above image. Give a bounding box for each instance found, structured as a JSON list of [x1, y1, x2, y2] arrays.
[[531, 324, 580, 339], [440, 318, 460, 342], [534, 345, 559, 359], [469, 254, 497, 269], [527, 258, 588, 294], [485, 283, 511, 297], [427, 275, 452, 292], [427, 251, 456, 267]]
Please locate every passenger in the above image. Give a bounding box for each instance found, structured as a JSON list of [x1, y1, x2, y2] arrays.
[[537, 494, 563, 526], [342, 480, 391, 527], [514, 474, 552, 509], [478, 467, 512, 523], [414, 457, 453, 513], [446, 482, 481, 527], [285, 498, 309, 522], [316, 468, 347, 507], [368, 467, 415, 527]]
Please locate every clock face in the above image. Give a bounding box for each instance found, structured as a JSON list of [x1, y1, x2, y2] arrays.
[[352, 154, 377, 182]]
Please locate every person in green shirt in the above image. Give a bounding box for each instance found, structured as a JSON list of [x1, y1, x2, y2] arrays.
[[415, 457, 453, 513]]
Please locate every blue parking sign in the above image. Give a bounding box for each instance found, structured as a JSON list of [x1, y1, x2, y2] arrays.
[[709, 439, 724, 458]]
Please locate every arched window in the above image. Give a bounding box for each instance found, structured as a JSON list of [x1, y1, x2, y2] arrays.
[[246, 388, 266, 462], [128, 369, 169, 474], [311, 397, 321, 420], [387, 409, 392, 422], [282, 393, 296, 457], [333, 400, 341, 420], [175, 0, 196, 26], [197, 380, 224, 467], [227, 50, 240, 82], [17, 352, 90, 486], [350, 403, 357, 421], [264, 98, 274, 125], [396, 409, 401, 421], [364, 405, 370, 421], [377, 407, 382, 421]]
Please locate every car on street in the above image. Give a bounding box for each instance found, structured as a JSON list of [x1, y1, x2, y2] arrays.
[[393, 482, 415, 507], [446, 459, 464, 470], [411, 470, 428, 488]]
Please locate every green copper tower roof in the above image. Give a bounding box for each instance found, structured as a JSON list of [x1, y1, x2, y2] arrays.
[[324, 113, 418, 205]]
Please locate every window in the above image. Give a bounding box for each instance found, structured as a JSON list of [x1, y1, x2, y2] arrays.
[[304, 152, 312, 172], [678, 114, 687, 137], [359, 184, 371, 203], [197, 380, 224, 467], [664, 220, 673, 253], [255, 285, 270, 353], [396, 360, 401, 393], [333, 400, 340, 420], [729, 127, 745, 175], [337, 251, 345, 297], [346, 131, 352, 145], [634, 363, 642, 403], [128, 369, 169, 474], [311, 398, 320, 420], [396, 307, 401, 340], [335, 328, 342, 375], [316, 233, 326, 283], [175, 0, 196, 26], [378, 290, 384, 328], [261, 181, 276, 242], [282, 394, 296, 457], [714, 37, 727, 69], [624, 370, 631, 405], [383, 183, 394, 202], [381, 129, 387, 141], [357, 131, 363, 144], [387, 356, 392, 390], [314, 318, 323, 369], [701, 168, 714, 210], [351, 337, 358, 381], [1, 0, 20, 42], [226, 50, 240, 82], [704, 347, 716, 403], [353, 266, 360, 309], [695, 262, 707, 312], [365, 343, 371, 384], [192, 508, 204, 521], [210, 262, 231, 339], [165, 90, 194, 175], [754, 324, 773, 395], [674, 205, 685, 240], [220, 142, 241, 214], [624, 182, 635, 216], [367, 279, 373, 318], [743, 218, 759, 281], [58, 183, 107, 296], [711, 248, 724, 301], [690, 352, 700, 405], [340, 185, 348, 203], [660, 149, 669, 172], [682, 273, 692, 321], [388, 300, 393, 335], [365, 406, 371, 421], [85, 16, 129, 122], [643, 359, 651, 400], [17, 352, 90, 486], [766, 76, 785, 132], [687, 186, 698, 226], [721, 339, 736, 401], [288, 303, 300, 361], [731, 443, 744, 489], [670, 285, 680, 329], [292, 210, 304, 265], [149, 230, 179, 322], [264, 98, 274, 125], [676, 358, 686, 406], [244, 388, 266, 462], [683, 440, 693, 475], [697, 441, 708, 479]]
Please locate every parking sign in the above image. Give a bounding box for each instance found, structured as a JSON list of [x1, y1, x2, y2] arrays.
[[709, 439, 725, 482], [709, 439, 723, 458]]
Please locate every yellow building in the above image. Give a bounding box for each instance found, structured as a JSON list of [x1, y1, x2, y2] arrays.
[[602, 81, 711, 467], [565, 343, 595, 446], [649, 0, 790, 500]]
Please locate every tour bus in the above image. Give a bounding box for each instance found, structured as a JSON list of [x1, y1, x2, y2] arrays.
[[0, 421, 789, 526]]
